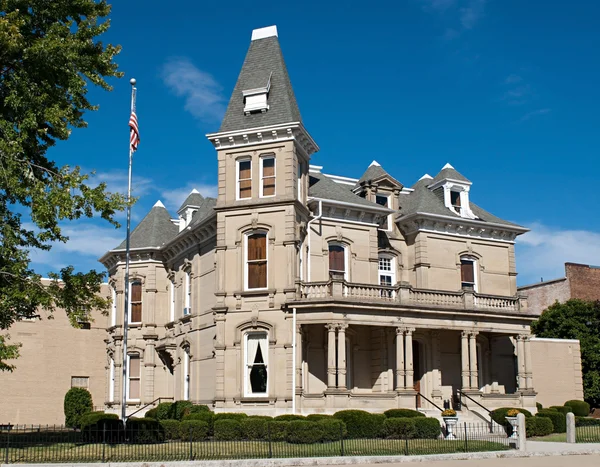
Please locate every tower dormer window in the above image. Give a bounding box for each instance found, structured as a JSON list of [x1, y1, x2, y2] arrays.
[[451, 190, 461, 210], [243, 72, 272, 114], [237, 159, 252, 199], [375, 194, 391, 230], [260, 156, 276, 197]]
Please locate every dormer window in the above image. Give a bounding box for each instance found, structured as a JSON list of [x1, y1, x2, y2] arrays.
[[450, 191, 461, 210], [375, 194, 391, 230], [243, 72, 272, 114]]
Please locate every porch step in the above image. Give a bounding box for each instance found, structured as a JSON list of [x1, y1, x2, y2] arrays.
[[418, 408, 503, 433]]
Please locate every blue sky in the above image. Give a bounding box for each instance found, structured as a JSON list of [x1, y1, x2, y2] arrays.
[[30, 0, 600, 286]]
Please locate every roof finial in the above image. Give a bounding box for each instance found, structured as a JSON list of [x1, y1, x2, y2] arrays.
[[442, 162, 454, 170], [369, 160, 381, 167], [251, 25, 278, 41], [418, 173, 433, 181], [153, 200, 166, 208], [190, 188, 200, 194]]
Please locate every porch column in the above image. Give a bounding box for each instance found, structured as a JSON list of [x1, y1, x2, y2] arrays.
[[326, 324, 337, 388], [516, 335, 526, 390], [461, 331, 470, 389], [337, 324, 347, 389], [469, 332, 479, 390], [395, 327, 405, 390], [524, 336, 533, 390], [295, 325, 303, 391], [405, 328, 414, 389]]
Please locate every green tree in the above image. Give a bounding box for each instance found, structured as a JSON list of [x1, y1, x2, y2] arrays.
[[0, 1, 126, 371], [64, 387, 93, 428], [531, 299, 600, 408]]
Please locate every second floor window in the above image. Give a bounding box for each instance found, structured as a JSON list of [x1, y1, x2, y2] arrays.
[[261, 156, 275, 197], [461, 257, 476, 290], [169, 279, 175, 322], [376, 194, 390, 230], [238, 159, 252, 199], [184, 272, 191, 315], [328, 244, 346, 278], [378, 255, 395, 287], [247, 232, 267, 289], [130, 281, 142, 324]]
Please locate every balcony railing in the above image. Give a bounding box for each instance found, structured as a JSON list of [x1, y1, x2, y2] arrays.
[[294, 279, 527, 314]]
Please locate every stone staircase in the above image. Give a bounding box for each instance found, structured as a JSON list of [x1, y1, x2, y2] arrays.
[[418, 408, 506, 438]]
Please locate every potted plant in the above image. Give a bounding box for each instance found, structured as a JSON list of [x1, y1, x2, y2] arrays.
[[441, 408, 458, 439], [505, 408, 520, 438]]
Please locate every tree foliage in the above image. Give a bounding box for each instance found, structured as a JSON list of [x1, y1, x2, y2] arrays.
[[64, 387, 93, 428], [0, 1, 126, 370], [531, 299, 600, 408]]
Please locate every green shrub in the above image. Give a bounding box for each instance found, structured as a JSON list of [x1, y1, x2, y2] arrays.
[[145, 408, 158, 419], [382, 418, 416, 439], [268, 421, 289, 441], [413, 417, 441, 439], [188, 404, 211, 414], [286, 420, 324, 444], [80, 413, 122, 443], [214, 419, 242, 440], [240, 417, 269, 440], [549, 406, 572, 415], [64, 387, 93, 428], [213, 412, 248, 422], [536, 402, 543, 411], [155, 402, 173, 420], [490, 407, 533, 435], [179, 420, 209, 441], [159, 419, 181, 440], [575, 417, 600, 427], [333, 410, 384, 439], [183, 412, 214, 433], [168, 401, 194, 420], [384, 409, 425, 419], [536, 410, 566, 433], [529, 417, 553, 437], [274, 414, 306, 421], [565, 400, 590, 417], [306, 414, 333, 421], [318, 419, 347, 441], [126, 417, 165, 443]]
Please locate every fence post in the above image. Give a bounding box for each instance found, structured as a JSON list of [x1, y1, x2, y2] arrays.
[[566, 413, 576, 444], [340, 422, 344, 457], [464, 423, 468, 453], [4, 427, 9, 464], [267, 423, 272, 458], [404, 434, 409, 456], [517, 413, 526, 451], [102, 422, 107, 463], [189, 425, 193, 461]]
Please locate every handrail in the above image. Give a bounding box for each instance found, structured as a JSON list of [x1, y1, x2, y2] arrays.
[[416, 392, 444, 412], [457, 390, 493, 432], [126, 397, 174, 420]]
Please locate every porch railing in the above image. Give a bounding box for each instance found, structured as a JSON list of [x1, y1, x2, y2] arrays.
[[457, 390, 494, 433], [295, 280, 527, 313]]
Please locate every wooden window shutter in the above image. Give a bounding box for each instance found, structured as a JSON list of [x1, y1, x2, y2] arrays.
[[247, 233, 267, 289], [131, 282, 142, 323], [329, 245, 345, 273], [461, 261, 474, 283]]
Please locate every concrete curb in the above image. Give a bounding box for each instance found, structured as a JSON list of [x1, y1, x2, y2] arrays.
[[4, 448, 600, 467]]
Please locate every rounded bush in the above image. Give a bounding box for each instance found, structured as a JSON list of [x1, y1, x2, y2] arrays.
[[240, 417, 269, 440], [183, 412, 214, 433], [491, 408, 532, 436], [214, 419, 242, 440], [155, 402, 173, 420], [188, 404, 211, 414], [536, 410, 566, 433], [413, 417, 441, 439], [318, 419, 347, 441], [382, 418, 416, 439], [179, 420, 209, 441], [268, 421, 289, 441], [549, 406, 572, 415], [526, 416, 553, 437], [126, 417, 165, 443], [384, 409, 425, 419], [333, 410, 384, 439], [274, 414, 306, 421], [64, 387, 93, 428], [576, 417, 600, 427], [81, 413, 122, 443], [168, 401, 194, 420], [565, 400, 590, 417], [145, 408, 158, 419], [286, 420, 324, 444], [213, 412, 248, 422], [306, 414, 333, 422], [159, 419, 181, 440]]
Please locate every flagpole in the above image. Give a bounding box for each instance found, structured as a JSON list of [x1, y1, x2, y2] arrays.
[[121, 78, 137, 424]]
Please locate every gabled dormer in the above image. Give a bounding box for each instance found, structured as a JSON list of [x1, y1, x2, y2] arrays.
[[177, 189, 204, 231], [427, 163, 477, 220]]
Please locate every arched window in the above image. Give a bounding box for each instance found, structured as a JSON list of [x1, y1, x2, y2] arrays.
[[460, 256, 477, 291], [129, 281, 142, 324], [183, 348, 190, 401], [328, 243, 346, 278], [246, 232, 268, 289], [245, 332, 268, 396]]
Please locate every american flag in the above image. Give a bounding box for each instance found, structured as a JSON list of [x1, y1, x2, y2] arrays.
[[129, 109, 140, 152]]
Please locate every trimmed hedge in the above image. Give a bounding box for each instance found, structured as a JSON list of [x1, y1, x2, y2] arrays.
[[306, 414, 333, 422], [214, 419, 242, 440], [565, 400, 590, 417], [183, 412, 214, 433], [169, 401, 194, 421], [179, 420, 209, 441], [318, 419, 347, 442], [549, 406, 572, 415], [64, 387, 93, 428], [491, 408, 533, 436], [145, 408, 158, 419], [240, 417, 269, 440], [413, 417, 441, 439], [274, 414, 306, 421], [575, 417, 600, 427], [81, 413, 122, 443], [159, 419, 181, 440], [382, 418, 416, 439], [126, 417, 165, 443], [214, 413, 248, 422], [155, 402, 173, 420], [269, 421, 289, 441], [526, 417, 553, 437], [286, 420, 324, 444], [536, 410, 566, 433], [333, 410, 384, 439], [188, 404, 211, 414], [384, 409, 425, 419]]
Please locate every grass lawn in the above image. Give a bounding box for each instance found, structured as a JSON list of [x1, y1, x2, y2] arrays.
[[531, 427, 600, 443], [6, 439, 510, 463]]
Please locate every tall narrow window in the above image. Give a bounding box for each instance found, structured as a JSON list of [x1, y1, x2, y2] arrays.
[[184, 272, 191, 315], [169, 279, 175, 322], [109, 357, 115, 402], [460, 257, 476, 290], [111, 286, 117, 327], [297, 161, 303, 201], [238, 159, 252, 199], [127, 355, 141, 401], [247, 233, 267, 289], [299, 242, 304, 281], [261, 156, 276, 197], [328, 244, 346, 277], [130, 281, 142, 324], [183, 349, 190, 401], [378, 255, 396, 298], [245, 332, 268, 396], [376, 194, 390, 230]]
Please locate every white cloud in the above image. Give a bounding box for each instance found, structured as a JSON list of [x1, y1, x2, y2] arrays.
[[161, 183, 219, 212], [90, 169, 154, 198], [460, 0, 486, 29], [516, 223, 600, 284], [519, 108, 551, 122], [162, 57, 226, 123]]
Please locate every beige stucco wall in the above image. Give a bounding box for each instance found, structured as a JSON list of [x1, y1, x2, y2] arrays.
[[530, 337, 584, 407], [0, 290, 109, 425]]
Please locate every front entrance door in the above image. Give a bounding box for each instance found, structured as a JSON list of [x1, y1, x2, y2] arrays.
[[413, 341, 421, 407]]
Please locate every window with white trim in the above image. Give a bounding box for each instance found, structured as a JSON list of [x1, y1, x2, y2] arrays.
[[460, 256, 477, 291], [169, 278, 175, 322], [183, 348, 190, 401], [328, 243, 346, 278], [246, 232, 267, 290], [245, 332, 268, 396], [127, 354, 141, 401], [184, 271, 191, 315], [375, 194, 391, 230], [237, 158, 252, 199], [109, 357, 115, 402], [129, 281, 142, 324], [299, 242, 304, 281], [260, 155, 275, 197], [378, 254, 396, 298], [111, 286, 117, 327]]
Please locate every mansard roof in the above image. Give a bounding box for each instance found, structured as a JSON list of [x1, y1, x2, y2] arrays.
[[115, 201, 179, 250], [219, 27, 302, 133], [309, 172, 387, 210], [178, 189, 205, 213], [356, 161, 402, 188], [430, 163, 471, 184], [187, 197, 217, 227]]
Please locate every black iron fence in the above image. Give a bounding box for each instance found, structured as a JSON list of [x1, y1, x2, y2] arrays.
[[576, 424, 600, 443], [0, 422, 512, 463]]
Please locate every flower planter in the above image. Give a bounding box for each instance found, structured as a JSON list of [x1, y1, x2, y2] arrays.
[[443, 416, 459, 440], [505, 416, 519, 439]]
